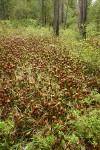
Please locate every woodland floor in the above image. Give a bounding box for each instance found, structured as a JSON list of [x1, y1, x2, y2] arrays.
[[0, 35, 100, 150]]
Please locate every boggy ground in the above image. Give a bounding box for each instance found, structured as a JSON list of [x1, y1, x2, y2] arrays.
[[0, 35, 100, 150]]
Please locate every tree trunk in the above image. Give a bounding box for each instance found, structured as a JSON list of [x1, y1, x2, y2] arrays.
[[61, 1, 64, 24], [42, 0, 46, 26], [78, 0, 87, 39], [64, 0, 68, 29], [0, 0, 6, 20], [54, 0, 59, 36]]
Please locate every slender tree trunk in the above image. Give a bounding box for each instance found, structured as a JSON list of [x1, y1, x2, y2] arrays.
[[42, 0, 46, 26], [1, 0, 6, 20], [64, 0, 68, 29], [78, 0, 87, 39], [54, 0, 59, 36], [61, 1, 64, 24]]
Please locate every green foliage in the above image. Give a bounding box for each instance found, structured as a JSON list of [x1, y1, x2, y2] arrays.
[[67, 0, 77, 27], [26, 134, 55, 150], [0, 20, 53, 37], [88, 0, 100, 32], [74, 109, 100, 146], [0, 0, 99, 32], [0, 19, 100, 150], [87, 23, 99, 36], [0, 121, 14, 150]]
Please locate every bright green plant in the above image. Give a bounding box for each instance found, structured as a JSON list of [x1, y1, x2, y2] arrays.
[[0, 121, 14, 150], [26, 134, 55, 150], [73, 109, 100, 147]]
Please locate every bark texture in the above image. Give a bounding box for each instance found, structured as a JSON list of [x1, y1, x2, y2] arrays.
[[54, 0, 59, 36], [64, 0, 68, 29], [78, 0, 87, 39], [61, 1, 64, 24], [42, 0, 46, 26], [0, 0, 6, 20]]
